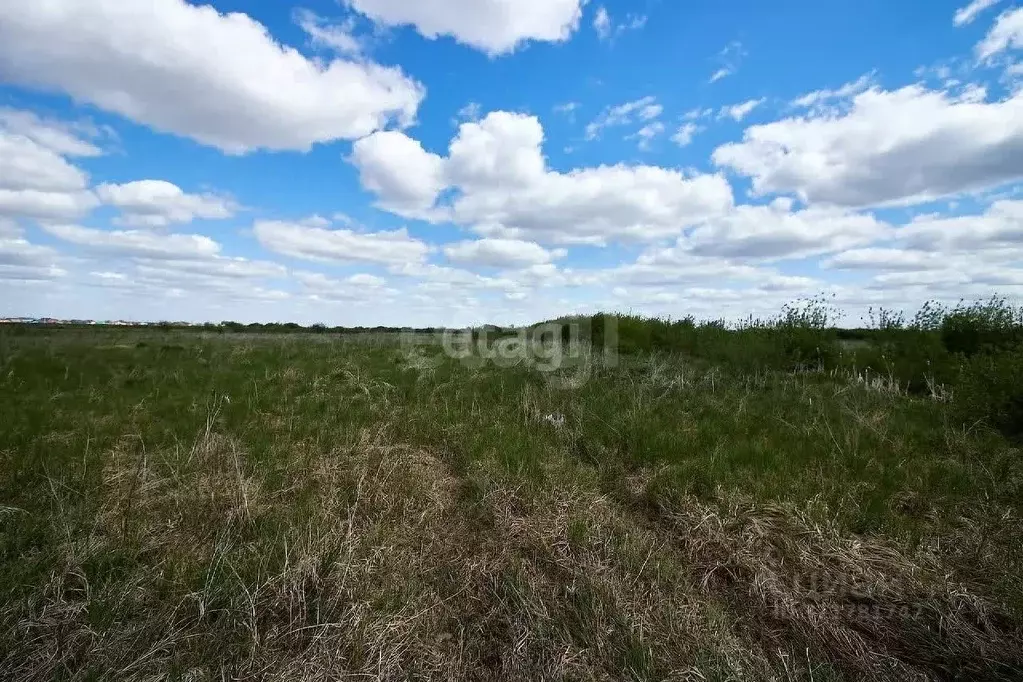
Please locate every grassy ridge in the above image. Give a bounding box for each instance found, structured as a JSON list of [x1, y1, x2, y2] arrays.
[[1, 308, 1022, 679]]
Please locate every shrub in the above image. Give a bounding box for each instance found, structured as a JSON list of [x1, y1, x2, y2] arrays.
[[956, 348, 1023, 437], [941, 298, 1023, 357]]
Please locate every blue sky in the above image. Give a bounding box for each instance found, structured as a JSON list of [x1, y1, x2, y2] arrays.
[[1, 0, 1022, 326]]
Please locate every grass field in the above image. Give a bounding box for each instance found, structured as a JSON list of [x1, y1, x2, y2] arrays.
[[2, 316, 1022, 680]]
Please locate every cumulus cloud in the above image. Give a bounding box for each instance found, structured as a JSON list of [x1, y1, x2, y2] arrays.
[[392, 261, 528, 297], [611, 247, 810, 295], [351, 132, 447, 217], [0, 233, 66, 281], [124, 262, 290, 302], [295, 271, 396, 302], [824, 248, 948, 272], [134, 256, 287, 281], [823, 201, 1023, 299], [0, 0, 424, 153], [40, 224, 221, 260], [345, 0, 584, 55], [443, 238, 566, 268], [97, 180, 236, 227], [683, 202, 890, 261], [0, 131, 89, 193], [23, 218, 288, 298], [0, 110, 101, 222], [253, 220, 432, 266], [713, 85, 1023, 207], [0, 189, 99, 222], [352, 111, 735, 245], [897, 199, 1023, 254], [0, 108, 103, 157]]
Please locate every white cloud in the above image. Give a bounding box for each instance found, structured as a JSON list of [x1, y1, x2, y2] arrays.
[[824, 248, 948, 271], [612, 249, 796, 291], [592, 7, 645, 42], [0, 131, 89, 193], [823, 202, 1023, 298], [955, 0, 1002, 26], [0, 219, 19, 239], [791, 73, 874, 109], [345, 0, 584, 55], [456, 101, 483, 122], [585, 96, 660, 140], [444, 114, 733, 244], [709, 68, 732, 84], [870, 270, 972, 288], [134, 256, 287, 280], [40, 224, 221, 260], [593, 6, 611, 40], [443, 238, 565, 268], [0, 0, 424, 153], [0, 234, 61, 278], [0, 108, 103, 157], [445, 112, 547, 189], [90, 271, 128, 281], [683, 202, 890, 261], [97, 180, 236, 227], [296, 271, 396, 302], [671, 123, 703, 147], [713, 85, 1023, 207], [619, 15, 647, 35], [392, 261, 528, 297], [708, 41, 745, 83], [639, 104, 663, 121], [127, 262, 290, 301], [253, 220, 432, 266], [0, 256, 66, 282], [976, 7, 1023, 61], [294, 8, 363, 56], [0, 112, 101, 222], [897, 199, 1023, 254], [356, 111, 735, 245], [719, 98, 764, 122], [351, 131, 447, 217], [628, 122, 666, 150], [0, 189, 99, 222]]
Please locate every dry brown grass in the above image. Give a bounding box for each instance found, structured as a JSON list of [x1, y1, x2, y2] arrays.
[[624, 470, 1023, 680], [5, 423, 1022, 680]]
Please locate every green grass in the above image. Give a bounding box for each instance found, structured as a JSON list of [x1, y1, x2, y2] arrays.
[[1, 324, 1022, 680]]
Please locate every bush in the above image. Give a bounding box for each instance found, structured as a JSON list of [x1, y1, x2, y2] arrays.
[[956, 349, 1023, 436], [941, 298, 1023, 357], [585, 297, 1023, 438]]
